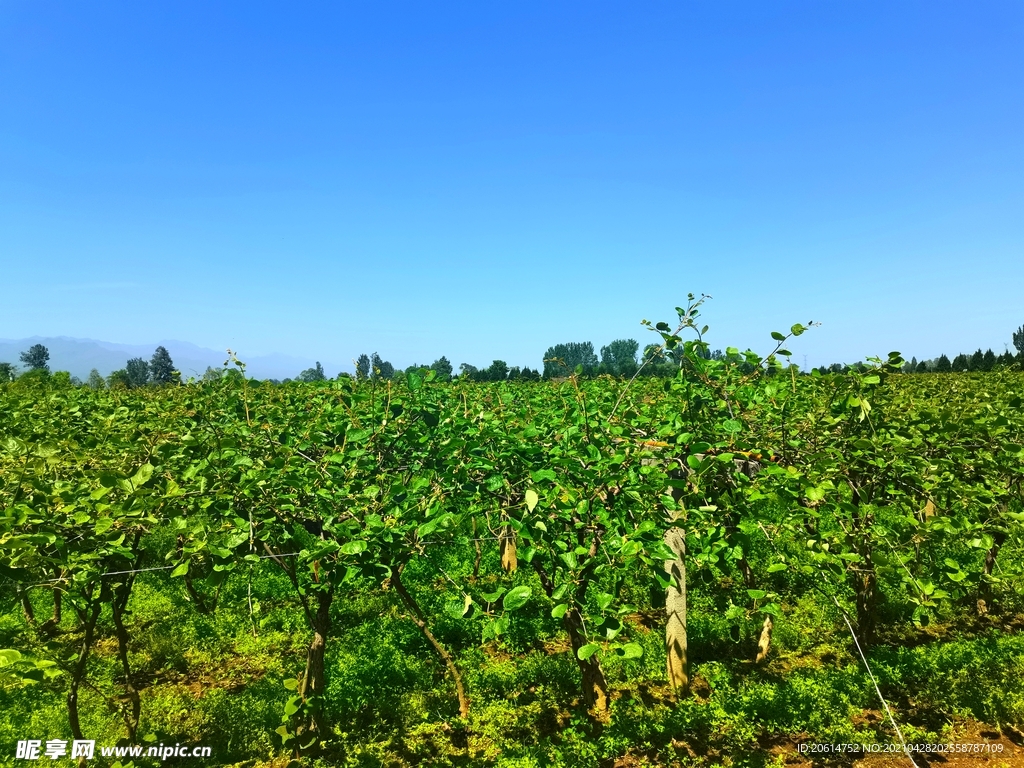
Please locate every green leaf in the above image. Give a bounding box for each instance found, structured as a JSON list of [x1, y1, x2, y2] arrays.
[[170, 563, 189, 578], [502, 586, 532, 612], [766, 563, 787, 573], [306, 541, 340, 560], [577, 643, 601, 661], [603, 617, 623, 640], [617, 642, 643, 659], [480, 587, 506, 602], [551, 603, 568, 619], [406, 370, 423, 391], [94, 517, 114, 535], [339, 540, 367, 556], [130, 463, 155, 490], [746, 589, 767, 600], [771, 331, 786, 341], [445, 595, 474, 620], [416, 519, 439, 537], [525, 489, 539, 512]]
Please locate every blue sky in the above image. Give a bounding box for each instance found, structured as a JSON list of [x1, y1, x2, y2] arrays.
[[1, 2, 1021, 374]]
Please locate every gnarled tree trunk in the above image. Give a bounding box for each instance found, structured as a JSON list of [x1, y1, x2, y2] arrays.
[[68, 599, 102, 742], [847, 479, 877, 645], [393, 563, 470, 718], [562, 607, 609, 719], [979, 525, 1007, 616], [298, 585, 334, 739], [111, 576, 140, 741]]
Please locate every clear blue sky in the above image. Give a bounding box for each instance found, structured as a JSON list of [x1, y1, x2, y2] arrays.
[[2, 1, 1021, 373]]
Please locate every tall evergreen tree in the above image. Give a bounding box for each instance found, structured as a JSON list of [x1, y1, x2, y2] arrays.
[[87, 369, 106, 390], [0, 362, 16, 382], [125, 358, 150, 388], [19, 344, 49, 372], [951, 354, 969, 372], [355, 354, 370, 380], [968, 349, 984, 371], [150, 346, 179, 385], [915, 360, 928, 373], [982, 349, 996, 372], [935, 354, 952, 372], [430, 356, 453, 381], [1013, 325, 1024, 355]]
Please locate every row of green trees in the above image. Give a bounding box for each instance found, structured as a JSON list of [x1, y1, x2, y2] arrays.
[[95, 347, 179, 389], [288, 339, 690, 384], [800, 324, 1024, 376], [6, 323, 1023, 388], [0, 345, 180, 389], [901, 348, 1023, 373]]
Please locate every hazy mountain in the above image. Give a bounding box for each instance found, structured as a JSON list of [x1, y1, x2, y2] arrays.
[[0, 337, 347, 381]]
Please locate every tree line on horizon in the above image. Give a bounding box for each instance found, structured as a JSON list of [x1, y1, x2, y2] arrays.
[[0, 344, 180, 389], [2, 324, 1023, 388]]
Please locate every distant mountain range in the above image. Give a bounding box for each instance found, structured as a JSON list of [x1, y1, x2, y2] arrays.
[[0, 337, 347, 381]]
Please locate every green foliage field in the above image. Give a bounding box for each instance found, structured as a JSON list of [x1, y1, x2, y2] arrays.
[[2, 302, 1023, 767]]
